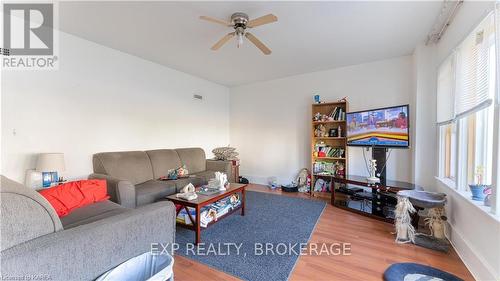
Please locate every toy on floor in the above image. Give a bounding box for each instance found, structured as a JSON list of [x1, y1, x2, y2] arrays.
[[313, 178, 330, 192], [296, 168, 311, 192]]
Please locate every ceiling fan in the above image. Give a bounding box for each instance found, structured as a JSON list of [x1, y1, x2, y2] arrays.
[[200, 12, 277, 55]]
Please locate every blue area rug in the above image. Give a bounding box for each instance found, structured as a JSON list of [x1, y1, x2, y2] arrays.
[[174, 191, 326, 281]]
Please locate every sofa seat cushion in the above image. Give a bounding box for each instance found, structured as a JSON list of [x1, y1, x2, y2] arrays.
[[172, 176, 206, 193], [61, 200, 127, 229], [192, 171, 216, 183], [135, 180, 177, 207]]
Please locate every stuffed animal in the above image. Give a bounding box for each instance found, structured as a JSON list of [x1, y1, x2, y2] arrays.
[[296, 168, 310, 192], [336, 163, 345, 178]]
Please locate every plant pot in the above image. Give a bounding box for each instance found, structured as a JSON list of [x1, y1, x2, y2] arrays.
[[469, 184, 486, 201]]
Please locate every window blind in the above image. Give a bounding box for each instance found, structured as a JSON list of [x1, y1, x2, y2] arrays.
[[437, 54, 456, 125], [496, 4, 500, 104], [454, 12, 495, 119]]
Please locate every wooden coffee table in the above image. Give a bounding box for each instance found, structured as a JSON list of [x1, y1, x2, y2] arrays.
[[165, 183, 246, 244]]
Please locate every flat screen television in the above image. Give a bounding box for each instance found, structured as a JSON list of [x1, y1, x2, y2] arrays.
[[346, 104, 410, 148]]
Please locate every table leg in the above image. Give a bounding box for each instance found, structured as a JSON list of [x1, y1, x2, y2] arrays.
[[195, 206, 201, 245], [241, 189, 245, 216]]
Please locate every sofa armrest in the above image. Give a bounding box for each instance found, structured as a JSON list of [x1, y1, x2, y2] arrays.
[[206, 160, 234, 182], [0, 201, 176, 281], [89, 173, 137, 208]]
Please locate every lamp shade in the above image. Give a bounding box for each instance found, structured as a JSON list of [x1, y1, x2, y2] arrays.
[[36, 153, 65, 172]]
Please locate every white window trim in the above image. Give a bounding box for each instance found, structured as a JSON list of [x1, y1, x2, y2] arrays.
[[436, 8, 499, 216]]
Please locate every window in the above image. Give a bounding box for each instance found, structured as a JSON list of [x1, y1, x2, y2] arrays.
[[439, 122, 457, 181], [437, 11, 498, 215], [457, 107, 494, 190]]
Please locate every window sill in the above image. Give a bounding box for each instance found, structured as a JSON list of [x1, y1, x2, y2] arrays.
[[435, 176, 499, 222]]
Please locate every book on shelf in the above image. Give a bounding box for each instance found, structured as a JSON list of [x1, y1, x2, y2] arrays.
[[314, 143, 345, 158], [313, 161, 337, 175], [328, 107, 346, 121]]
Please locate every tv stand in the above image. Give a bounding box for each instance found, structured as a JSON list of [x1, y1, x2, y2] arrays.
[[372, 147, 387, 184], [331, 175, 421, 223]]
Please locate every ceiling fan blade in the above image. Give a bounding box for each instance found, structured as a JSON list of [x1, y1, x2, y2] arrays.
[[199, 16, 232, 26], [211, 32, 235, 50], [247, 14, 278, 28], [245, 33, 271, 55]]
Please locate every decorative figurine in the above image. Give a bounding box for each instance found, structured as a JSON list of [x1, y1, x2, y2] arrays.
[[395, 195, 416, 243], [484, 187, 492, 206], [314, 94, 321, 104], [314, 124, 327, 137], [367, 159, 380, 183], [212, 146, 239, 161], [313, 112, 322, 121], [208, 172, 228, 191], [176, 183, 198, 201], [424, 207, 447, 239]]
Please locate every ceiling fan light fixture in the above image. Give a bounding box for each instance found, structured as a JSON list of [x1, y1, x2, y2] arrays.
[[200, 12, 277, 54], [237, 33, 244, 48]]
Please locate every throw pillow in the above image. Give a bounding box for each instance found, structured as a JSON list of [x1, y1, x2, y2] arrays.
[[39, 179, 109, 217]]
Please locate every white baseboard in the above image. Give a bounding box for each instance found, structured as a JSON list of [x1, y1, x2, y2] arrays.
[[245, 175, 268, 185], [447, 222, 498, 281]]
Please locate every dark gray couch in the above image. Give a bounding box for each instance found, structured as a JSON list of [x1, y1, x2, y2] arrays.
[[89, 147, 233, 208], [0, 176, 176, 281]]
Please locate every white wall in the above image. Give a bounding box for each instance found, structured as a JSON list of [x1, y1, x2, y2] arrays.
[[1, 32, 230, 183], [416, 1, 500, 280], [412, 43, 437, 189], [230, 56, 413, 185]]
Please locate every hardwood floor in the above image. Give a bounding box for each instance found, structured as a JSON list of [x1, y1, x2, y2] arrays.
[[173, 184, 474, 281]]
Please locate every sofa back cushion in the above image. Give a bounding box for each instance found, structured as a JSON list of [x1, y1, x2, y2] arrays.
[[146, 149, 183, 179], [0, 176, 63, 251], [175, 148, 206, 174], [93, 151, 154, 185]]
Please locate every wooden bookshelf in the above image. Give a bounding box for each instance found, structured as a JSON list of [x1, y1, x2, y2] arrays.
[[311, 100, 348, 198]]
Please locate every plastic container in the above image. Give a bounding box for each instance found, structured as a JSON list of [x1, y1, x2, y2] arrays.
[[267, 177, 278, 189], [96, 251, 174, 281]]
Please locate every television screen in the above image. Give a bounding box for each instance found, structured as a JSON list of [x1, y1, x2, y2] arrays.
[[346, 105, 410, 148]]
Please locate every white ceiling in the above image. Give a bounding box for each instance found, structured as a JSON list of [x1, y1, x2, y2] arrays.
[[59, 1, 442, 86]]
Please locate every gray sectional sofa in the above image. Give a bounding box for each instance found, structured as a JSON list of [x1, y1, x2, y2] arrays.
[[0, 175, 176, 281], [90, 147, 233, 208]]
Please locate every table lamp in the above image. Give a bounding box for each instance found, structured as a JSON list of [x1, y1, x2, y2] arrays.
[[36, 153, 65, 187]]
